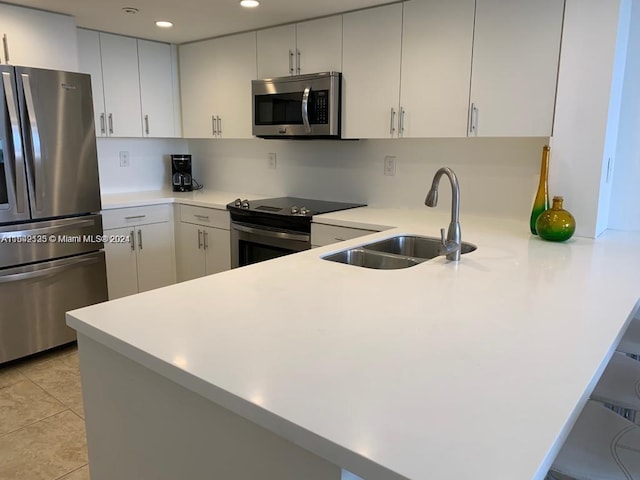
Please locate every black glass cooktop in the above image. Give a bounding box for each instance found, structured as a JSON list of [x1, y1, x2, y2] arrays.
[[227, 196, 366, 217]]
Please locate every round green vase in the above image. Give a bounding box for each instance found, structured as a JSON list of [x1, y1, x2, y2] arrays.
[[535, 196, 576, 242]]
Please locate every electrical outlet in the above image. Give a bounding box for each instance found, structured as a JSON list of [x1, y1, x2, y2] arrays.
[[268, 152, 277, 169], [119, 151, 130, 168], [384, 156, 396, 176]]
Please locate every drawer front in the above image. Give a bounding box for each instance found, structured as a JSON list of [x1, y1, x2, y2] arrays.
[[311, 223, 378, 247], [102, 204, 172, 230], [180, 205, 229, 230]]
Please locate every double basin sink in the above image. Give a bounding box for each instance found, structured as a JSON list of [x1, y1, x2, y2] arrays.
[[322, 235, 477, 270]]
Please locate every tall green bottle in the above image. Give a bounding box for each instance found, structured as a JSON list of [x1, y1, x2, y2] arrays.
[[530, 145, 550, 235]]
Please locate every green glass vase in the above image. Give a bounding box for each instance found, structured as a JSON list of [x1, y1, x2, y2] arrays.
[[530, 145, 550, 234], [535, 196, 576, 242]]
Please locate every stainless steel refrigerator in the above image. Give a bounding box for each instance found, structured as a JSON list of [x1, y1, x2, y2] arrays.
[[0, 65, 108, 364]]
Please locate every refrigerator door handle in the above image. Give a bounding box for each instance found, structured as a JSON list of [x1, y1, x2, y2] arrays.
[[0, 255, 102, 284], [20, 73, 43, 213], [0, 218, 96, 240], [1, 71, 26, 215]]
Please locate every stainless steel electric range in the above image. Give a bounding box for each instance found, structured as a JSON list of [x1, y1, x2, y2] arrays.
[[227, 197, 365, 268]]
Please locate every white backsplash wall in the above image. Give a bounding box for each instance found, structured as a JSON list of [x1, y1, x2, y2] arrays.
[[97, 138, 189, 194], [188, 137, 547, 220]]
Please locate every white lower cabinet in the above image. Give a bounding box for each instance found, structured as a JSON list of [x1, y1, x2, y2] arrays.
[[176, 205, 231, 282], [311, 223, 380, 247], [102, 205, 176, 300]]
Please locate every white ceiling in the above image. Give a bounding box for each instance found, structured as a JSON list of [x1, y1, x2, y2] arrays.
[[7, 0, 399, 44]]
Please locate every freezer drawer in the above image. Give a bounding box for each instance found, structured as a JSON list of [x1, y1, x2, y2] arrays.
[[0, 214, 104, 269], [0, 251, 108, 364]]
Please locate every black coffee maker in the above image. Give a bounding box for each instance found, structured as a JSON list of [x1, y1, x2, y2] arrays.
[[171, 154, 193, 192]]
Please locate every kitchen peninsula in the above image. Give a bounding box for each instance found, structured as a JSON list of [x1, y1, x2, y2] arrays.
[[67, 206, 640, 480]]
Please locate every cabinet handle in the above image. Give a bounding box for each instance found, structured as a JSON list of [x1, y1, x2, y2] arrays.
[[203, 231, 209, 250], [211, 115, 216, 136], [197, 229, 203, 249], [390, 108, 396, 135], [334, 237, 346, 242], [108, 113, 114, 134], [194, 214, 209, 220], [130, 230, 135, 251], [144, 115, 150, 135], [99, 113, 106, 135], [289, 50, 294, 75], [137, 229, 143, 250], [217, 116, 222, 137], [3, 34, 9, 64], [125, 215, 146, 220], [399, 107, 405, 137], [469, 103, 478, 136], [296, 49, 301, 75]]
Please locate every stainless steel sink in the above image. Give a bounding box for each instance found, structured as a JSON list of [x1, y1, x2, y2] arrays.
[[363, 235, 477, 259], [321, 235, 477, 269], [322, 248, 424, 270]]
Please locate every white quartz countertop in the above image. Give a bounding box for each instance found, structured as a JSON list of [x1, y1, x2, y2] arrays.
[[68, 203, 640, 480], [101, 189, 267, 210]]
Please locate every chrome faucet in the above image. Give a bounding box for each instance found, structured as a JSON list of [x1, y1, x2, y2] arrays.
[[425, 167, 461, 261]]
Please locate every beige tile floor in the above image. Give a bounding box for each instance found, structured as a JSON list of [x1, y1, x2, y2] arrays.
[[0, 343, 90, 480]]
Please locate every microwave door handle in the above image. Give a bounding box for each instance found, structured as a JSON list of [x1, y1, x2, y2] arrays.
[[302, 86, 311, 133], [20, 73, 43, 212], [1, 71, 26, 214]]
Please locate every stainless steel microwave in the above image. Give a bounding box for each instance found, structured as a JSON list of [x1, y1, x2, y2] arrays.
[[252, 71, 341, 139]]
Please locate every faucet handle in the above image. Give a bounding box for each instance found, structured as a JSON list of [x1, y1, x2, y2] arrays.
[[440, 228, 447, 246], [439, 227, 460, 256]]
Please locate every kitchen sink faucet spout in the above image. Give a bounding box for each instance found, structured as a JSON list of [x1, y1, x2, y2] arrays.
[[425, 167, 461, 261]]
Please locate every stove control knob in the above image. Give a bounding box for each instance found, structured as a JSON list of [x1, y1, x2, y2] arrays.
[[241, 199, 250, 209], [233, 198, 242, 207], [300, 207, 310, 215], [291, 206, 299, 214]]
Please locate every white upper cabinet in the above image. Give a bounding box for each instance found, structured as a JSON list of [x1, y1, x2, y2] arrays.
[[77, 29, 106, 137], [78, 29, 181, 138], [295, 16, 343, 75], [179, 31, 257, 139], [0, 3, 77, 71], [469, 0, 564, 137], [99, 33, 143, 137], [342, 3, 403, 139], [138, 40, 180, 138], [257, 25, 296, 78], [257, 16, 342, 78], [400, 0, 475, 138]]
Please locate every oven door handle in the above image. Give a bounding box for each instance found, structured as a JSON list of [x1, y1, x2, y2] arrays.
[[232, 223, 310, 243], [302, 86, 311, 133]]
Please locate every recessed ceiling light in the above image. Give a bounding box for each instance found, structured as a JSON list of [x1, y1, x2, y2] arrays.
[[155, 21, 174, 28], [240, 0, 260, 8]]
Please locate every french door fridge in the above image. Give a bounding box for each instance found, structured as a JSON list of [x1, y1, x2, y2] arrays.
[[0, 65, 108, 363]]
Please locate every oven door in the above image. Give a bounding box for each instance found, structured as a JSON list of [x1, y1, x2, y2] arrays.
[[231, 222, 310, 268]]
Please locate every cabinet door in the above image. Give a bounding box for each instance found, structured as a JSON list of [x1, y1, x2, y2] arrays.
[[100, 33, 143, 137], [103, 227, 138, 300], [138, 40, 177, 138], [77, 29, 107, 137], [204, 226, 230, 275], [257, 24, 296, 78], [213, 32, 257, 139], [342, 4, 403, 139], [296, 16, 342, 75], [179, 38, 217, 138], [135, 222, 175, 293], [0, 4, 78, 71], [176, 222, 206, 282], [400, 0, 475, 138], [469, 0, 564, 137]]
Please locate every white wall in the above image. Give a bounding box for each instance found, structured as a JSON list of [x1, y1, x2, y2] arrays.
[[188, 137, 548, 221], [97, 138, 188, 194], [609, 0, 640, 231]]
